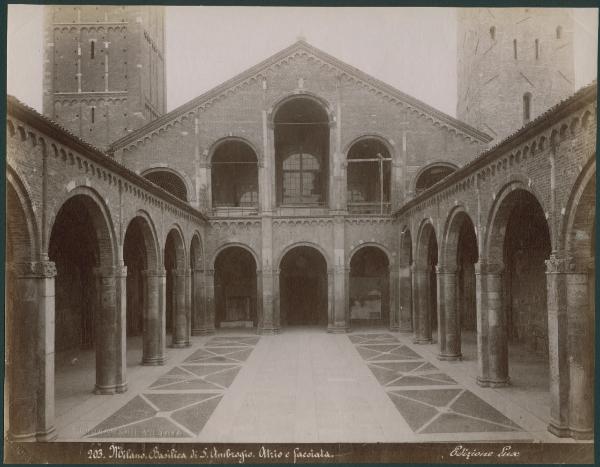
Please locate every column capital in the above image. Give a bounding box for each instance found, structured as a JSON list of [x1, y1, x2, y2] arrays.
[[435, 265, 457, 275], [9, 260, 57, 278], [545, 254, 592, 274], [142, 268, 166, 278], [205, 268, 215, 276], [93, 265, 127, 278]]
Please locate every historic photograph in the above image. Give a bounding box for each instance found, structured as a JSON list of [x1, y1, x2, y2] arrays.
[[5, 4, 597, 463]]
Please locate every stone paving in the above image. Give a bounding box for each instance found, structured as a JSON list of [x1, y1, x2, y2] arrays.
[[55, 329, 566, 443]]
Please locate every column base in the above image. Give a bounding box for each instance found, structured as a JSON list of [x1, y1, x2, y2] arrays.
[[192, 328, 215, 336], [327, 325, 350, 334], [476, 376, 510, 388], [437, 353, 462, 361], [547, 421, 572, 438], [36, 427, 57, 442], [8, 431, 37, 442], [569, 426, 594, 440], [94, 384, 119, 395], [115, 382, 128, 393], [413, 337, 432, 344], [169, 342, 190, 349], [142, 356, 166, 366], [258, 327, 280, 335]]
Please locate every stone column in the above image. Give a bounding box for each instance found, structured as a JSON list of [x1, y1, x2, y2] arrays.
[[564, 257, 594, 439], [191, 267, 209, 335], [184, 268, 192, 345], [399, 263, 413, 332], [326, 268, 335, 331], [328, 266, 349, 333], [437, 266, 461, 360], [259, 268, 279, 334], [204, 269, 216, 333], [475, 260, 509, 387], [7, 261, 57, 441], [389, 266, 400, 331], [170, 269, 188, 348], [93, 266, 128, 394], [412, 266, 432, 344], [142, 269, 166, 365]]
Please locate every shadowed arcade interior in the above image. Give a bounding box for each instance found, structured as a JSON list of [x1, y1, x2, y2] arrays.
[[349, 246, 390, 326]]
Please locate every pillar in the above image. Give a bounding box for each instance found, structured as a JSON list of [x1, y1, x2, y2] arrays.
[[170, 269, 188, 348], [185, 268, 192, 345], [7, 261, 57, 441], [475, 260, 509, 387], [142, 269, 166, 365], [93, 265, 128, 394], [204, 269, 216, 333], [259, 268, 279, 334], [191, 267, 210, 335], [437, 266, 461, 360], [389, 266, 400, 331], [413, 266, 432, 344], [329, 216, 348, 333], [398, 263, 413, 332]]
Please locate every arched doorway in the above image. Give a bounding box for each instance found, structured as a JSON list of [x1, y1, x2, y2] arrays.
[[414, 222, 438, 343], [349, 246, 390, 326], [49, 193, 124, 402], [123, 216, 160, 365], [440, 210, 478, 360], [211, 140, 258, 211], [485, 188, 551, 391], [164, 228, 188, 347], [347, 138, 392, 214], [279, 246, 328, 326], [274, 97, 330, 207], [214, 247, 258, 328]]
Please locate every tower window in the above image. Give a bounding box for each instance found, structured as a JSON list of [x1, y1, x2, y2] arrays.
[[523, 93, 532, 123], [556, 26, 562, 39], [535, 39, 539, 59], [91, 107, 95, 124], [90, 40, 95, 59], [513, 39, 517, 59], [490, 26, 496, 40]]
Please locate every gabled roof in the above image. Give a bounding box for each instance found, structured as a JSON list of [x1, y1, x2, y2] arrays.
[[109, 40, 492, 151]]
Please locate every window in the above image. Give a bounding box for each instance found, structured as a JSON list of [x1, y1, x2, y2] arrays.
[[90, 40, 95, 59], [523, 93, 532, 123], [513, 39, 517, 59], [556, 26, 562, 39], [490, 26, 496, 40], [91, 106, 95, 123], [282, 152, 321, 204], [535, 39, 539, 59], [211, 140, 259, 209]]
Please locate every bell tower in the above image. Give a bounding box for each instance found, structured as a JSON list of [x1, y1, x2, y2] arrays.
[[43, 5, 166, 149], [457, 8, 575, 141]]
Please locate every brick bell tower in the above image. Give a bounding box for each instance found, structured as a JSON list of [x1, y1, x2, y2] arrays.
[[43, 5, 166, 149], [457, 8, 575, 141]]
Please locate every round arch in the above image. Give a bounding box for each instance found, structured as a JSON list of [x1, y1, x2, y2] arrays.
[[348, 242, 393, 266], [7, 166, 40, 262], [208, 136, 262, 163], [190, 231, 204, 269], [211, 242, 260, 270], [269, 91, 335, 125], [400, 226, 413, 266], [123, 210, 160, 269], [440, 206, 478, 270], [141, 167, 192, 202], [343, 133, 396, 158], [276, 241, 331, 271], [47, 185, 118, 267], [415, 218, 438, 269], [412, 161, 458, 195]]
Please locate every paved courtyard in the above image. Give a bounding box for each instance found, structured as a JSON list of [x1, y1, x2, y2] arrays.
[[54, 328, 570, 443]]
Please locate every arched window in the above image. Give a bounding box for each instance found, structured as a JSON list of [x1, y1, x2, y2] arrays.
[[523, 92, 532, 123], [513, 39, 518, 59], [143, 169, 188, 201], [274, 97, 329, 206], [347, 138, 392, 214], [556, 25, 562, 39], [489, 26, 496, 40], [211, 140, 258, 211], [414, 163, 456, 196]]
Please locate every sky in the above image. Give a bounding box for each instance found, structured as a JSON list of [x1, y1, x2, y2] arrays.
[[7, 5, 599, 117]]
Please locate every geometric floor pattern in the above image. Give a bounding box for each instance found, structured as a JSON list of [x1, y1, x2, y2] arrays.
[[85, 336, 259, 439], [350, 333, 522, 434]]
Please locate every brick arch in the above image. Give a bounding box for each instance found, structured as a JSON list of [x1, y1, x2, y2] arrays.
[[141, 166, 193, 203], [208, 136, 261, 163], [277, 241, 331, 271], [6, 166, 40, 262], [562, 156, 595, 258], [440, 205, 478, 271], [411, 161, 458, 195], [484, 180, 549, 265], [212, 242, 260, 270], [400, 226, 413, 266], [190, 231, 204, 270], [268, 91, 335, 125], [415, 218, 438, 269], [47, 185, 117, 268], [348, 242, 392, 267], [123, 210, 160, 270], [164, 224, 187, 270], [343, 133, 396, 159]]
